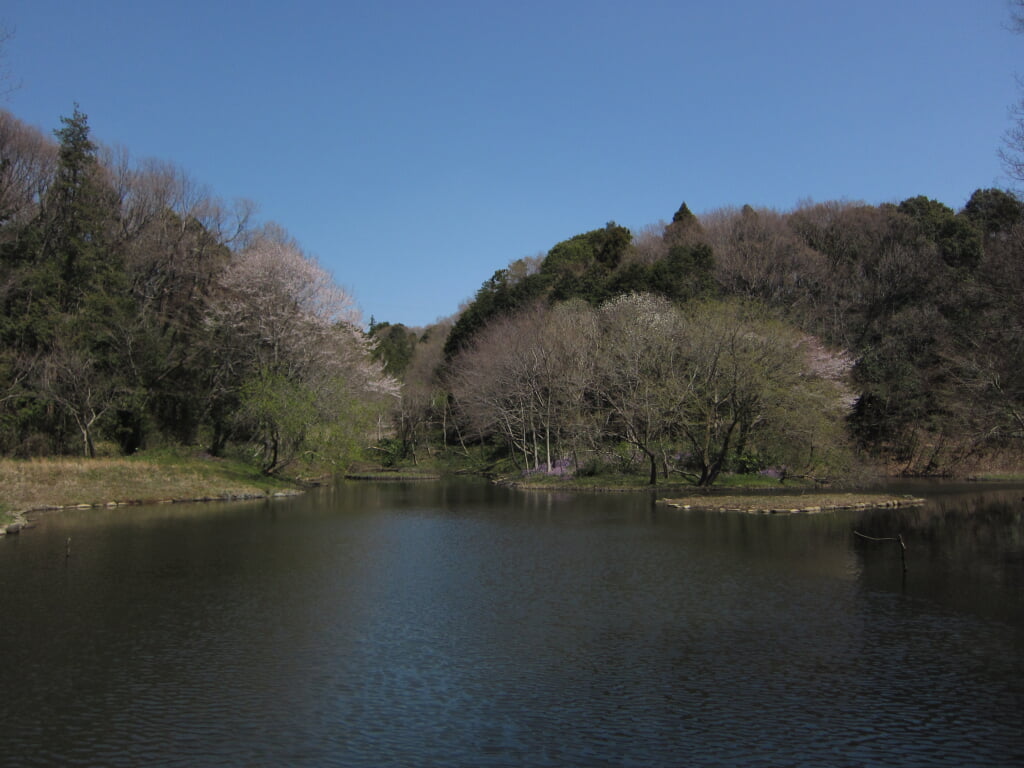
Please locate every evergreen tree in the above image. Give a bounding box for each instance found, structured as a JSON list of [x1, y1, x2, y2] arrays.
[[0, 107, 135, 455]]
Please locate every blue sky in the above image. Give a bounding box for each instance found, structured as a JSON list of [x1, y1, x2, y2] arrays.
[[2, 1, 1020, 327]]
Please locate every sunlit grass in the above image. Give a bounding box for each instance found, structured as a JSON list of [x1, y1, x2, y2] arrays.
[[0, 449, 297, 522]]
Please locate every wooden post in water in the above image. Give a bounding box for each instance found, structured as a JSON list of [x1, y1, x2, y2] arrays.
[[897, 533, 907, 573], [65, 536, 71, 560]]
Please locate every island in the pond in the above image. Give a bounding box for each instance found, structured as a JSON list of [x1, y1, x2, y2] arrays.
[[658, 493, 927, 514]]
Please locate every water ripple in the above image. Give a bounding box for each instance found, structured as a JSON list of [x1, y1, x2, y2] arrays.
[[1, 485, 1022, 767]]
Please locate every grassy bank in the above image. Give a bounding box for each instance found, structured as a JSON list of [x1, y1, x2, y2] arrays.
[[0, 449, 302, 528]]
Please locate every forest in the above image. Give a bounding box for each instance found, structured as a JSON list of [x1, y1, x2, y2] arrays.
[[373, 197, 1024, 484], [2, 106, 1023, 484]]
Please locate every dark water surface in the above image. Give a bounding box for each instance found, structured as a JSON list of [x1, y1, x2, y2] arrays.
[[1, 480, 1022, 767]]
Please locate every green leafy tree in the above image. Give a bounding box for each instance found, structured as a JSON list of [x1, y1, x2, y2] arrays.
[[236, 370, 318, 474], [443, 267, 548, 358], [206, 233, 397, 472], [369, 321, 418, 378], [962, 188, 1024, 235], [673, 300, 853, 485], [897, 195, 982, 270], [41, 107, 124, 311]]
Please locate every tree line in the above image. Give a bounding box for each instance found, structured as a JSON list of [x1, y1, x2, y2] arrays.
[[3, 105, 1021, 484], [374, 193, 1024, 483], [375, 0, 1024, 485], [0, 107, 396, 471]]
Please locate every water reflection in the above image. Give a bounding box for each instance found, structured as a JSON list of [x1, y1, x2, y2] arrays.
[[1, 480, 1022, 767], [852, 486, 1024, 625]]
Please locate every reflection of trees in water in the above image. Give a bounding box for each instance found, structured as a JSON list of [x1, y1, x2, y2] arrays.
[[853, 489, 1024, 620], [857, 489, 1022, 541]]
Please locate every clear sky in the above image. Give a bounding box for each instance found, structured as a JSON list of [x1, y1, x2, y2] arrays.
[[2, 1, 1020, 327]]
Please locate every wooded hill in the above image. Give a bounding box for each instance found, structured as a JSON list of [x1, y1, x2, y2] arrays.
[[374, 193, 1024, 483]]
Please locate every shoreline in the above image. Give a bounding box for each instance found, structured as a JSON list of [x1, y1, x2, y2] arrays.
[[5, 454, 1018, 536], [0, 453, 307, 536], [2, 490, 304, 536]]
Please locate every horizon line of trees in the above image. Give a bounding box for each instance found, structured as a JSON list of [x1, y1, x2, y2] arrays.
[[373, 190, 1024, 483], [3, 104, 1022, 485]]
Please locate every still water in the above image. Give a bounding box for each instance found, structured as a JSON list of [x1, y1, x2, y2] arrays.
[[1, 480, 1022, 767]]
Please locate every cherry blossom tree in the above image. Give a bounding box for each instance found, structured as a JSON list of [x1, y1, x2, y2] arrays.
[[206, 230, 396, 472]]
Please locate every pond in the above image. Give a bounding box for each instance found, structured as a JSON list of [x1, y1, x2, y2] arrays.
[[1, 480, 1022, 767]]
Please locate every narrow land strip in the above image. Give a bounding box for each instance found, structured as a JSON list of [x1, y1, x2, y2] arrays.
[[658, 493, 926, 514]]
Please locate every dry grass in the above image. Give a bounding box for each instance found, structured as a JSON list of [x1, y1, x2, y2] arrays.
[[0, 454, 294, 522]]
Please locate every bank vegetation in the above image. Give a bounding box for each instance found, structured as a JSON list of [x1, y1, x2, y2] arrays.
[[2, 106, 1023, 495]]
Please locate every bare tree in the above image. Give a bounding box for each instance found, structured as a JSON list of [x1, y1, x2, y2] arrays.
[[38, 342, 120, 458], [0, 110, 57, 232], [449, 290, 856, 486], [622, 223, 669, 267], [0, 25, 19, 101], [593, 294, 858, 486], [703, 205, 826, 312], [392, 319, 453, 462], [449, 300, 598, 473], [1001, 1, 1024, 185], [593, 293, 691, 485]]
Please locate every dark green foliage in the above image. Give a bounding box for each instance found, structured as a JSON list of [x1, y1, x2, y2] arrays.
[[44, 108, 124, 311], [896, 195, 954, 232], [0, 108, 137, 455], [591, 221, 631, 268], [599, 243, 716, 303], [962, 188, 1024, 235], [539, 222, 631, 279], [897, 195, 983, 270], [602, 262, 654, 297], [370, 321, 418, 378], [849, 306, 946, 453], [443, 268, 549, 357], [659, 243, 717, 300], [446, 224, 635, 356], [672, 202, 697, 224]]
